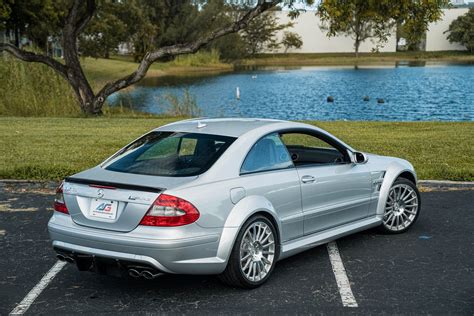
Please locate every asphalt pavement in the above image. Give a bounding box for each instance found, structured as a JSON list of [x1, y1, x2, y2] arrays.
[[0, 185, 472, 315]]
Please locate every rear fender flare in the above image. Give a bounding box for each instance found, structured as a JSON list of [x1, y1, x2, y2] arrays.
[[216, 195, 281, 263]]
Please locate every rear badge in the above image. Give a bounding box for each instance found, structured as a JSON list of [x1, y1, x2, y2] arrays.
[[97, 189, 104, 198], [128, 195, 151, 202]]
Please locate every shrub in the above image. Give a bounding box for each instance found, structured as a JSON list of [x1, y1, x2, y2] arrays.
[[0, 55, 79, 116]]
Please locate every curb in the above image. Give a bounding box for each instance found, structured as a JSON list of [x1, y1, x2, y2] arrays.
[[418, 180, 474, 188]]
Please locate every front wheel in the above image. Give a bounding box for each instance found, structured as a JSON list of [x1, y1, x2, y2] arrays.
[[380, 178, 421, 234], [219, 215, 277, 288]]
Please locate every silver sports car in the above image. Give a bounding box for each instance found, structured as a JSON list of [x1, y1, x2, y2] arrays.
[[49, 118, 421, 288]]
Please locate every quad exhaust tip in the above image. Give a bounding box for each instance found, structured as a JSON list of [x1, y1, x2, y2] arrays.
[[56, 254, 75, 264], [128, 269, 163, 280], [128, 269, 140, 278]]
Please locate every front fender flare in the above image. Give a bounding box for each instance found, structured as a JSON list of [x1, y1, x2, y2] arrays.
[[215, 195, 281, 265], [376, 163, 417, 217]]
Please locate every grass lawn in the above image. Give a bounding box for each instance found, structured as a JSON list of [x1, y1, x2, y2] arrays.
[[0, 117, 472, 181]]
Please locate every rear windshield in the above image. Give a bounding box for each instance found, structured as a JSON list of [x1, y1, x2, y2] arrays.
[[103, 132, 236, 177]]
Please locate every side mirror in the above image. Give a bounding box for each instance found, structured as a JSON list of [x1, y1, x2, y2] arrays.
[[353, 152, 368, 164]]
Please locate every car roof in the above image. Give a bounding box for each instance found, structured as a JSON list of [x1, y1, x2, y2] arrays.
[[154, 118, 287, 137]]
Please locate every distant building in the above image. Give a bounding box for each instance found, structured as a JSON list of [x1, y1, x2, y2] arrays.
[[451, 0, 465, 5], [268, 8, 469, 54], [450, 0, 466, 6], [1, 31, 63, 58], [426, 8, 469, 51]]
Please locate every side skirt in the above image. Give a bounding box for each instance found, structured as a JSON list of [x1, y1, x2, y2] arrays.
[[279, 217, 381, 260]]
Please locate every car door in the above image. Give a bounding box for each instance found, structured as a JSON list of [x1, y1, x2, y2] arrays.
[[280, 131, 372, 236], [239, 133, 304, 242]]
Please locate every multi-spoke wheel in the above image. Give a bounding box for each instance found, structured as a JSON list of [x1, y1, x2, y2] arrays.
[[380, 178, 421, 234], [219, 215, 278, 288], [239, 221, 275, 282]]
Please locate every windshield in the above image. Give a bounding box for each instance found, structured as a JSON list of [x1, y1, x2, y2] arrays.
[[103, 132, 236, 177]]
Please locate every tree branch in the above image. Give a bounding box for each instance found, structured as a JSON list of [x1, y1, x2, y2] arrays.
[[0, 43, 68, 79], [76, 0, 96, 35], [97, 1, 279, 100]]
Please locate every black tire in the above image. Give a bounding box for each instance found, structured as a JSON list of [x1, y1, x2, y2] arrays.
[[218, 214, 278, 289], [379, 178, 421, 234]]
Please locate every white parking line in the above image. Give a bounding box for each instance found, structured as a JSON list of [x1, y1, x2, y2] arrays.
[[9, 260, 66, 315], [326, 241, 358, 307]]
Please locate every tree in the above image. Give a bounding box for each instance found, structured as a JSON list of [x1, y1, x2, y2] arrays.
[[0, 0, 282, 115], [397, 0, 450, 51], [211, 9, 295, 59], [241, 11, 293, 55], [447, 8, 474, 53], [0, 0, 64, 49], [79, 1, 128, 58], [318, 0, 448, 58], [281, 31, 303, 53]]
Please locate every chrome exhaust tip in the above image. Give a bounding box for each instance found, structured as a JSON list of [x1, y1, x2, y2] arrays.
[[64, 256, 75, 264], [56, 254, 66, 261], [128, 269, 140, 278], [141, 270, 163, 280], [141, 270, 154, 280]]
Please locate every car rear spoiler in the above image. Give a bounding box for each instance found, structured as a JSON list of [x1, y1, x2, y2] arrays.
[[65, 177, 164, 193]]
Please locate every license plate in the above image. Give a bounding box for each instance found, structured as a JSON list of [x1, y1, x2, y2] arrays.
[[90, 198, 118, 219]]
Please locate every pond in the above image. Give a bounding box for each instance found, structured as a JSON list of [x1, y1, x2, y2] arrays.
[[108, 63, 474, 121]]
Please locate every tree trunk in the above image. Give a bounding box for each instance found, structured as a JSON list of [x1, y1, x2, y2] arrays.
[[14, 28, 20, 47], [62, 1, 98, 115], [355, 39, 360, 59]]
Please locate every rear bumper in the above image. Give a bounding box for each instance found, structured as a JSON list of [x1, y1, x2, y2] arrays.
[[48, 213, 228, 274]]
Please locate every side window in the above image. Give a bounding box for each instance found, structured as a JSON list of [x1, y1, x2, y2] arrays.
[[280, 132, 347, 166], [178, 138, 197, 156], [241, 133, 293, 174]]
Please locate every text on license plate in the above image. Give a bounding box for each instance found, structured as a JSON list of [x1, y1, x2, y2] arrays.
[[90, 198, 118, 219]]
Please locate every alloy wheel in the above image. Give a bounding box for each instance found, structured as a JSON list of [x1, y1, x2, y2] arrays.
[[239, 221, 275, 282], [383, 183, 419, 232]]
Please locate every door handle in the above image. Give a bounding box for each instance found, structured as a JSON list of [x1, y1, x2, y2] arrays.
[[301, 175, 316, 183]]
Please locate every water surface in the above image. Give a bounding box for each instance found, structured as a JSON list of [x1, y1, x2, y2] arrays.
[[109, 63, 474, 121]]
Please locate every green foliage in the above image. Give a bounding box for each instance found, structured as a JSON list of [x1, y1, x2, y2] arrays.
[[0, 56, 79, 116], [281, 31, 303, 53], [0, 118, 472, 181], [121, 0, 232, 62], [171, 49, 221, 67], [79, 1, 128, 58], [0, 0, 11, 21], [318, 0, 449, 56], [0, 0, 67, 49], [447, 8, 474, 53], [399, 0, 450, 50], [211, 33, 248, 61], [241, 11, 293, 56]]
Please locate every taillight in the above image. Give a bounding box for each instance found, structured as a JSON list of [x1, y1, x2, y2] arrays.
[[140, 194, 199, 227], [53, 182, 69, 214]]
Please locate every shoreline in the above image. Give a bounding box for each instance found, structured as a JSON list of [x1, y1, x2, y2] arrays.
[[106, 51, 474, 80]]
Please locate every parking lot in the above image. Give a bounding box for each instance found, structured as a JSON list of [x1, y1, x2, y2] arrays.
[[0, 184, 473, 315]]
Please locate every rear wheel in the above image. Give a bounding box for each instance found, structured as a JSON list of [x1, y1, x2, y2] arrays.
[[219, 215, 277, 288], [380, 178, 421, 234]]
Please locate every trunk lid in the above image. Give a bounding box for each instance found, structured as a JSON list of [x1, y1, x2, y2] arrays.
[[63, 166, 197, 232]]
